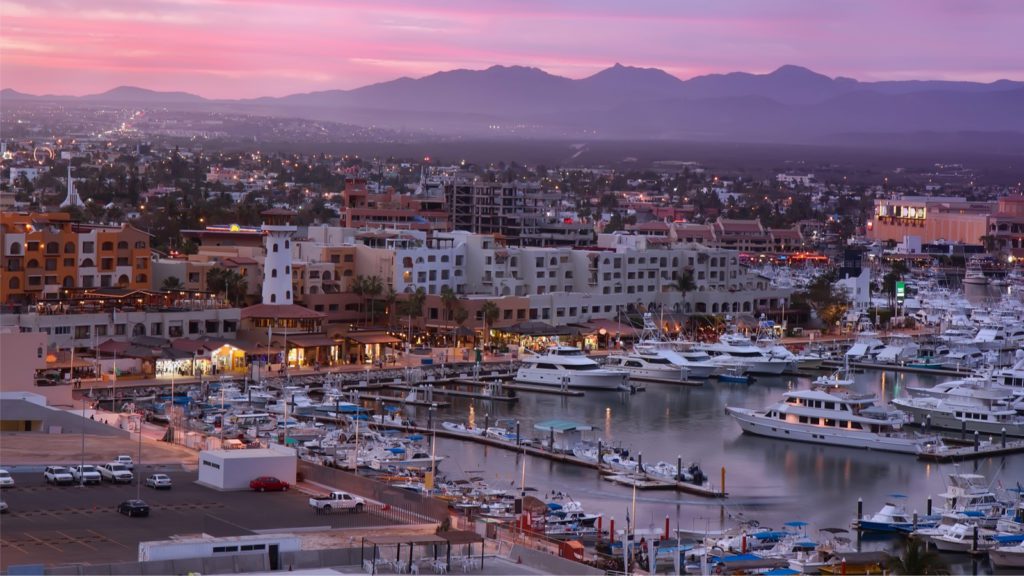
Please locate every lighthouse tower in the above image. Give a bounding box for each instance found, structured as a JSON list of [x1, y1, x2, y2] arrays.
[[260, 209, 297, 305]]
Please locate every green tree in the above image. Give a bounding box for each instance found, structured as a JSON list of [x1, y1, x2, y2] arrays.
[[398, 287, 426, 349], [440, 286, 457, 342], [802, 273, 850, 332], [481, 300, 500, 346], [888, 537, 948, 575], [160, 276, 184, 292], [363, 275, 384, 325], [670, 269, 696, 334]]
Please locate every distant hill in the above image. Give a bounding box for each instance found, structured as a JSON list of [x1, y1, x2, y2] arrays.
[[5, 65, 1023, 149]]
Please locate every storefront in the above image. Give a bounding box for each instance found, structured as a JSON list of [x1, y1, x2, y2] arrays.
[[211, 344, 247, 374], [344, 332, 402, 365]]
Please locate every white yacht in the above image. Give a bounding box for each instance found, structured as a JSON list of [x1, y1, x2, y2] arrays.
[[631, 314, 717, 378], [990, 543, 1024, 569], [603, 352, 690, 382], [696, 332, 789, 375], [727, 388, 938, 454], [892, 394, 1024, 437], [844, 331, 886, 361], [516, 346, 629, 389], [964, 256, 989, 286], [874, 334, 920, 365]]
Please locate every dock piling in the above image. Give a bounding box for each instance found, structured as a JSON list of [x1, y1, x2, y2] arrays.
[[857, 497, 863, 521], [1002, 427, 1007, 448], [961, 420, 967, 440], [927, 497, 932, 516], [974, 430, 980, 452]]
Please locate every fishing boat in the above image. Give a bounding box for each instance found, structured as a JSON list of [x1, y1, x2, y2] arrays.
[[515, 346, 629, 389], [441, 421, 485, 436], [964, 256, 989, 286], [716, 367, 751, 384], [727, 389, 940, 454], [855, 496, 935, 533], [603, 352, 690, 382], [891, 394, 1024, 437], [989, 540, 1024, 569], [696, 332, 789, 375]]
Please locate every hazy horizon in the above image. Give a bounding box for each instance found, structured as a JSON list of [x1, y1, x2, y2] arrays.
[[2, 0, 1021, 99]]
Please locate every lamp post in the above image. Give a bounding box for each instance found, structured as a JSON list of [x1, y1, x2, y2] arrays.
[[136, 413, 143, 500]]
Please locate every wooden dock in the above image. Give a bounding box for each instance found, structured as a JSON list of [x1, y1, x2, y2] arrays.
[[355, 393, 450, 408], [450, 378, 586, 397], [822, 359, 970, 377], [602, 473, 726, 497], [917, 439, 1024, 462], [625, 375, 702, 387], [370, 421, 726, 498]]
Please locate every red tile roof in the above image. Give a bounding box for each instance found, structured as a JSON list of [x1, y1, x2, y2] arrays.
[[240, 303, 325, 320]]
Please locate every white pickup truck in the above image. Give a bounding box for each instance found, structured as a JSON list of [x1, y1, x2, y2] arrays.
[[308, 490, 365, 513], [100, 462, 134, 484]]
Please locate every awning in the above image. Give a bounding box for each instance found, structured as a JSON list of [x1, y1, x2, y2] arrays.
[[578, 318, 637, 336], [286, 334, 338, 347], [346, 333, 401, 345], [224, 340, 281, 354]]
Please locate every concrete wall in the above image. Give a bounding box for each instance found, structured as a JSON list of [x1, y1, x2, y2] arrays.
[[510, 544, 604, 575], [0, 398, 129, 436], [298, 460, 448, 521], [0, 331, 47, 391]]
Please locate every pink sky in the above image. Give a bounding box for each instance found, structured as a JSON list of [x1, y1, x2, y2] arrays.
[[2, 0, 1021, 98]]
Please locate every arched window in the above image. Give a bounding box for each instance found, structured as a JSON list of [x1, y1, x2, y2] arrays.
[[117, 274, 130, 287], [403, 257, 414, 267], [270, 293, 277, 303], [8, 242, 21, 255], [285, 265, 290, 275], [342, 269, 352, 277], [286, 290, 291, 299], [80, 258, 95, 267], [9, 277, 20, 290], [136, 273, 148, 283], [133, 324, 146, 336], [271, 269, 278, 278], [62, 276, 74, 288], [284, 240, 290, 249], [117, 241, 129, 249], [64, 242, 75, 253], [101, 241, 114, 251], [273, 243, 279, 253], [27, 259, 39, 268], [550, 257, 557, 266], [322, 271, 332, 281], [46, 241, 59, 254]]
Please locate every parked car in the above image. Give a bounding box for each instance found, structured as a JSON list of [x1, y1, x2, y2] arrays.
[[0, 500, 8, 513], [249, 476, 290, 492], [117, 499, 149, 517], [114, 455, 135, 470], [308, 490, 365, 513], [69, 465, 102, 485], [99, 463, 134, 484], [145, 474, 172, 489], [43, 466, 74, 485], [0, 468, 14, 488]]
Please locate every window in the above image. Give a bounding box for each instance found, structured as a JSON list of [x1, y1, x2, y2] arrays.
[[101, 241, 113, 251], [206, 320, 219, 333], [135, 241, 146, 249], [343, 254, 353, 263], [64, 242, 75, 253], [115, 324, 126, 335], [27, 242, 39, 252], [45, 258, 57, 271], [46, 241, 59, 254], [223, 320, 237, 333], [9, 242, 21, 255], [285, 265, 290, 274], [63, 258, 74, 267], [8, 277, 20, 290], [54, 326, 70, 335], [273, 243, 279, 253], [270, 294, 277, 303], [135, 257, 147, 269], [150, 322, 162, 335], [271, 269, 278, 278], [117, 241, 128, 250], [284, 240, 290, 249], [75, 325, 90, 339], [82, 241, 94, 253]]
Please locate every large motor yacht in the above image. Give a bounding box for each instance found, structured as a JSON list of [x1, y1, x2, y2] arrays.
[[727, 388, 938, 454], [603, 352, 690, 382], [515, 346, 629, 389], [696, 332, 789, 375]]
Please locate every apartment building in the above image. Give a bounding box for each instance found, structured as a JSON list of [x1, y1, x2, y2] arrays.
[[867, 195, 992, 244], [444, 178, 594, 246], [626, 217, 805, 253], [340, 178, 450, 233], [1, 212, 151, 305]]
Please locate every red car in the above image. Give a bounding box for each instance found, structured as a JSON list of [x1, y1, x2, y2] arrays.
[[249, 476, 290, 492]]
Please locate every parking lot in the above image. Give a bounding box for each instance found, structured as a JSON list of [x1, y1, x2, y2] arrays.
[[1, 469, 404, 570]]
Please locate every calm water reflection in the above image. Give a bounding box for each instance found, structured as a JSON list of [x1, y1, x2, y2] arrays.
[[393, 367, 1022, 544]]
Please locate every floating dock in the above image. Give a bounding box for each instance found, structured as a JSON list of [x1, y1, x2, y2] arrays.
[[822, 359, 970, 377], [370, 421, 726, 498], [917, 439, 1024, 462]]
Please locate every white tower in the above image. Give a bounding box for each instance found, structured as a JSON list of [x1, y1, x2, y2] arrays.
[[61, 164, 84, 208], [261, 209, 297, 305]]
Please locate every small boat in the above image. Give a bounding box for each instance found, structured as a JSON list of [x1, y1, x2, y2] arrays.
[[716, 367, 751, 384], [856, 497, 935, 533], [989, 538, 1024, 569], [602, 452, 639, 473], [441, 421, 485, 436]]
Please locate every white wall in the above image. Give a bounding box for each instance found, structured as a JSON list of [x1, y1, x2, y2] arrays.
[[197, 447, 297, 491]]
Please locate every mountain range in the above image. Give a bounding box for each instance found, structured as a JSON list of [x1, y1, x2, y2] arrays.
[[4, 64, 1023, 149]]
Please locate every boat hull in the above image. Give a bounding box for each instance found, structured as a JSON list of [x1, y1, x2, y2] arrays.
[[727, 407, 926, 454], [990, 548, 1024, 569], [515, 368, 627, 389], [893, 401, 1024, 437]]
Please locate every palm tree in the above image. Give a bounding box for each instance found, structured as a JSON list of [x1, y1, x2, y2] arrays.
[[399, 287, 426, 350], [382, 287, 398, 329], [160, 276, 184, 292], [351, 276, 368, 324], [440, 286, 457, 343], [223, 270, 248, 307], [364, 275, 384, 326], [671, 269, 696, 335], [481, 300, 500, 348], [887, 537, 948, 575]]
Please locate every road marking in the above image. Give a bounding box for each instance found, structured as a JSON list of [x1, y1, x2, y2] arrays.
[[89, 529, 130, 549], [23, 532, 62, 552], [58, 530, 98, 551]]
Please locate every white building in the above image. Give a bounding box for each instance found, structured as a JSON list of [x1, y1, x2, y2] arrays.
[[261, 209, 297, 305]]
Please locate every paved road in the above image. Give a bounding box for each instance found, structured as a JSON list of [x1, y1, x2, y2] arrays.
[[0, 469, 403, 570]]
